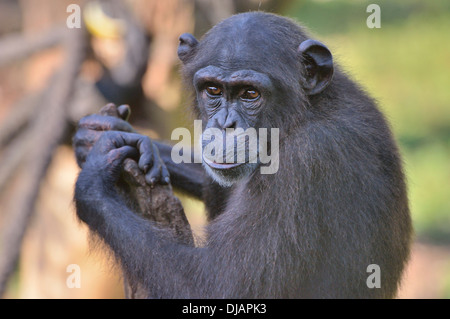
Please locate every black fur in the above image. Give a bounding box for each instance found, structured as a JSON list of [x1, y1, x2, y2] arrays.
[[74, 12, 412, 298]]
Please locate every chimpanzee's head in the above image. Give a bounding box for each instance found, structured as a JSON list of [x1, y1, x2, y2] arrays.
[[178, 12, 333, 186]]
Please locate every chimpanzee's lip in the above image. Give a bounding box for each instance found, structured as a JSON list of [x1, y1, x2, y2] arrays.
[[203, 157, 244, 170]]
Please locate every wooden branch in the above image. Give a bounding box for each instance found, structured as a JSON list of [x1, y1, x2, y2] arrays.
[[0, 132, 32, 193], [0, 92, 44, 148], [0, 27, 88, 297], [0, 26, 64, 66], [119, 159, 194, 299], [122, 159, 194, 244], [0, 81, 56, 192]]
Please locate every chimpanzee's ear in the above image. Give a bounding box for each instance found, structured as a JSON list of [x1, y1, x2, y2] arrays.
[[298, 39, 334, 95], [178, 33, 199, 64]]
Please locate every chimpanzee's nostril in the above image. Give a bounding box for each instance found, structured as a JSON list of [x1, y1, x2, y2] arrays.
[[223, 118, 237, 130]]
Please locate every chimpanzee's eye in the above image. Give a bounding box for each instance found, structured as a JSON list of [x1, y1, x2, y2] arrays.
[[240, 88, 260, 101], [205, 86, 223, 97]]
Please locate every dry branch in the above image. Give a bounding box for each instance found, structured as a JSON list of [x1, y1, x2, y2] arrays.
[[120, 159, 194, 298], [0, 27, 64, 66], [0, 93, 45, 148], [122, 159, 193, 245], [0, 27, 88, 297], [0, 84, 56, 192]]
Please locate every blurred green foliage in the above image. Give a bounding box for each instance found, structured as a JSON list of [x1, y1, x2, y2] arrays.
[[284, 0, 450, 243]]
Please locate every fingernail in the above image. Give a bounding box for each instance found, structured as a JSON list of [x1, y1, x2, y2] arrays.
[[165, 177, 170, 184]]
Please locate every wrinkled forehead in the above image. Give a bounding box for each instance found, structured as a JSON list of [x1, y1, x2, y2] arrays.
[[193, 65, 273, 90]]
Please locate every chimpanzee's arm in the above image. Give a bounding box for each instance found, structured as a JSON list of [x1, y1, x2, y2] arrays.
[[153, 141, 204, 199], [74, 131, 207, 297]]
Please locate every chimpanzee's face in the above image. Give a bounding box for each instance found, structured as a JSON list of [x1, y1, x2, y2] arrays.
[[194, 65, 274, 186]]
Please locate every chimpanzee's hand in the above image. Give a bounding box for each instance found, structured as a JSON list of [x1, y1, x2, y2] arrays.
[[73, 103, 135, 168], [82, 131, 170, 187]]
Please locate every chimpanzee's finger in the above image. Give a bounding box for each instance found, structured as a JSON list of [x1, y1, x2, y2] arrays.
[[99, 103, 119, 117], [107, 145, 139, 168], [78, 114, 135, 132], [161, 163, 170, 185], [145, 161, 163, 186], [136, 136, 155, 173], [117, 104, 131, 121], [143, 143, 169, 185], [99, 103, 131, 122], [151, 142, 170, 184], [74, 145, 89, 168], [73, 129, 103, 168], [99, 132, 169, 186], [72, 128, 102, 148], [116, 133, 156, 174]]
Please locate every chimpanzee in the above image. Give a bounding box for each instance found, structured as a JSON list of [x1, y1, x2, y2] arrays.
[[73, 12, 412, 298]]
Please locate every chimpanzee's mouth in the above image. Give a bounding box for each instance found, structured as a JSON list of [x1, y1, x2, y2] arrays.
[[203, 157, 244, 170]]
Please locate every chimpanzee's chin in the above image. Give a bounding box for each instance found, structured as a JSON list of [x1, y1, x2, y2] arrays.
[[203, 162, 257, 187]]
